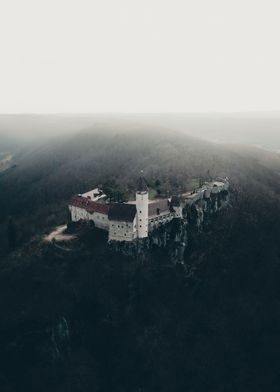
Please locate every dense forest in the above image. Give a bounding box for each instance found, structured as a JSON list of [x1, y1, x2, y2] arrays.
[[1, 116, 280, 391]]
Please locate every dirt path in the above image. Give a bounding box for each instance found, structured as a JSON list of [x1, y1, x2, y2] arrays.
[[0, 152, 13, 173], [44, 225, 76, 242]]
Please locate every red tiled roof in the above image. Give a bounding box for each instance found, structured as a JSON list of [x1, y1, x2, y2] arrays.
[[70, 196, 109, 215], [70, 196, 170, 220], [148, 199, 170, 217]]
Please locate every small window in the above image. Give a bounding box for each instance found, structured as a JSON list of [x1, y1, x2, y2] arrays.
[[124, 233, 126, 236], [139, 210, 142, 213], [140, 225, 142, 228]]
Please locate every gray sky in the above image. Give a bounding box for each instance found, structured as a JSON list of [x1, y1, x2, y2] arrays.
[[0, 0, 279, 113]]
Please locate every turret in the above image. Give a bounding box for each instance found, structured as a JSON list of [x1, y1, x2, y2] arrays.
[[136, 172, 149, 238]]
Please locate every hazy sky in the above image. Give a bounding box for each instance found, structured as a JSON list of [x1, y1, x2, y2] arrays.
[[0, 0, 279, 113]]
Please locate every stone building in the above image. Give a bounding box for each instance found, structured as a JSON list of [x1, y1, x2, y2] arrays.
[[68, 174, 229, 242], [69, 175, 172, 242]]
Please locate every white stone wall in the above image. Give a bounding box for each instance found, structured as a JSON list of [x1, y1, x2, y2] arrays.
[[92, 212, 109, 230], [69, 205, 90, 222], [185, 193, 200, 205], [136, 192, 149, 238], [211, 181, 229, 193], [172, 206, 183, 218], [108, 217, 137, 241], [69, 178, 230, 243], [69, 206, 109, 230], [148, 212, 173, 230]]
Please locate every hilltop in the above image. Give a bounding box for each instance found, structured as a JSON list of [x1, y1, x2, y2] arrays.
[[1, 115, 280, 391], [0, 121, 279, 253]]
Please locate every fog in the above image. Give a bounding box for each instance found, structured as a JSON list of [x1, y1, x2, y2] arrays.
[[1, 113, 280, 151], [1, 2, 280, 150], [1, 1, 280, 113], [2, 3, 280, 392]]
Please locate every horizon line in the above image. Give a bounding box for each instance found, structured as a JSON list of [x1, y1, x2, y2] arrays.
[[1, 110, 280, 116]]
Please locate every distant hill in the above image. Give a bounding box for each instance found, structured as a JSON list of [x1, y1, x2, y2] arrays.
[[1, 115, 280, 392], [1, 112, 280, 150]]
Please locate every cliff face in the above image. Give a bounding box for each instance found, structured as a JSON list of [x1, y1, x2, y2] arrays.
[[109, 188, 230, 263]]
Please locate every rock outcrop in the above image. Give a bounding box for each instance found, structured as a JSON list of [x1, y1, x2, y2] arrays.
[[109, 186, 230, 264]]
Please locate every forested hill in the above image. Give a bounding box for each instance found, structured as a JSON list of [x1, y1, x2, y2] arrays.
[[2, 112, 280, 150], [1, 119, 280, 254], [1, 116, 280, 391]]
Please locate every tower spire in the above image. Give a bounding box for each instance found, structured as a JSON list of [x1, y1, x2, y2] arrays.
[[137, 170, 148, 193]]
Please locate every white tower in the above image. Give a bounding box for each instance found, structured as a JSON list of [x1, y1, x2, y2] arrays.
[[136, 172, 149, 238]]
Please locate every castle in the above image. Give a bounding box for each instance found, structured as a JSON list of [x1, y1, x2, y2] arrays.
[[68, 174, 229, 242]]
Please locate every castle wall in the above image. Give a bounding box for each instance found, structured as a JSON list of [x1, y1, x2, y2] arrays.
[[69, 205, 109, 230], [69, 178, 229, 244], [92, 211, 109, 230], [108, 217, 137, 241], [69, 205, 89, 222], [172, 206, 183, 219], [148, 211, 174, 230]]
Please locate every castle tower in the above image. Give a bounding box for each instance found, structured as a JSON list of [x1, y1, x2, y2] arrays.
[[136, 172, 149, 238]]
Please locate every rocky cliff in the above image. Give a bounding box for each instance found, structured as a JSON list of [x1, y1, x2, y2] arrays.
[[109, 188, 230, 263]]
